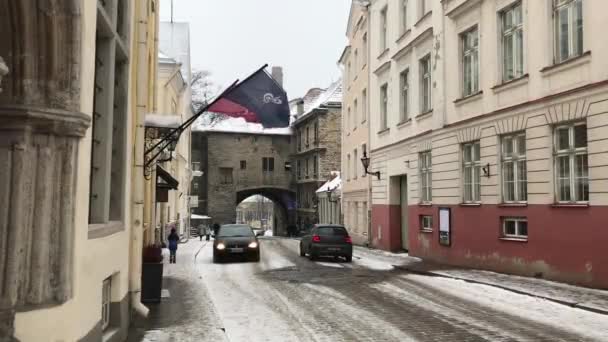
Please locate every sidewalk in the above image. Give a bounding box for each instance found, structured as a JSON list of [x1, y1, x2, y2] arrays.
[[128, 239, 228, 342], [353, 245, 608, 315]]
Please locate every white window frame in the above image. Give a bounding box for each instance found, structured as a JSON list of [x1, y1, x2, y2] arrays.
[[380, 83, 388, 130], [463, 141, 481, 203], [362, 89, 367, 123], [500, 2, 524, 82], [400, 69, 410, 123], [553, 0, 583, 63], [353, 99, 358, 130], [419, 151, 432, 203], [380, 7, 388, 52], [554, 122, 588, 203], [420, 55, 432, 112], [461, 26, 479, 97], [401, 0, 409, 33], [501, 132, 527, 203], [102, 277, 111, 331], [502, 217, 528, 239], [420, 215, 433, 231]]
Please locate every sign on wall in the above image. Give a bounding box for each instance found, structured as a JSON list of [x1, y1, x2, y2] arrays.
[[439, 207, 451, 246]]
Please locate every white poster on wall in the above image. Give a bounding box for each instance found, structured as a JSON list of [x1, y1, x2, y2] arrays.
[[439, 207, 451, 246]]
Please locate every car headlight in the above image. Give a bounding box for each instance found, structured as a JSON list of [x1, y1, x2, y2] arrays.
[[248, 241, 258, 248], [216, 243, 225, 250]]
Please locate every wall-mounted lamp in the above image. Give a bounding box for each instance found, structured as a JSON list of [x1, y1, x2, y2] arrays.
[[482, 163, 491, 178], [326, 186, 339, 203], [361, 151, 380, 180]]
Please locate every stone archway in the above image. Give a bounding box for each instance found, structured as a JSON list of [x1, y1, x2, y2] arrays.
[[236, 187, 295, 236]]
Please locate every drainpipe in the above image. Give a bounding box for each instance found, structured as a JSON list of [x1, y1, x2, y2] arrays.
[[129, 0, 151, 319], [364, 3, 373, 248]]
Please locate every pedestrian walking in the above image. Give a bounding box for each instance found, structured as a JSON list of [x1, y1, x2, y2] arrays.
[[168, 228, 179, 263], [205, 225, 211, 241], [198, 224, 205, 241]]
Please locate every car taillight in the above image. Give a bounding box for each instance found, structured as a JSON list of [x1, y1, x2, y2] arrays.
[[312, 235, 321, 243], [345, 236, 352, 244]]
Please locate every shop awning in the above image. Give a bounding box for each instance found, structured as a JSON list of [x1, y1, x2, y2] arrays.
[[156, 165, 179, 190]]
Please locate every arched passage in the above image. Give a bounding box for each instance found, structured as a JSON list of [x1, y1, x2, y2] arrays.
[[236, 187, 295, 236]]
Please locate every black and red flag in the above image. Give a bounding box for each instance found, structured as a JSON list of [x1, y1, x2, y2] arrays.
[[207, 66, 290, 128]]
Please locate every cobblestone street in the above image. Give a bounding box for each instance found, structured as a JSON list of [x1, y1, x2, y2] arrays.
[[128, 238, 608, 342]]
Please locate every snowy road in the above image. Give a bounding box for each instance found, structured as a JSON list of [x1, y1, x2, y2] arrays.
[[130, 238, 608, 342]]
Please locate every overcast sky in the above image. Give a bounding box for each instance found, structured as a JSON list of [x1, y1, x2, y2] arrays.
[[159, 0, 351, 98]]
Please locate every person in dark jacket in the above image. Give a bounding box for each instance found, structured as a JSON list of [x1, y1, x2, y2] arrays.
[[168, 228, 179, 263], [212, 223, 220, 237]]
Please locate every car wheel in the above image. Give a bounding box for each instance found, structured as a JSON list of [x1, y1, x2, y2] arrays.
[[345, 255, 352, 263], [299, 243, 305, 257]]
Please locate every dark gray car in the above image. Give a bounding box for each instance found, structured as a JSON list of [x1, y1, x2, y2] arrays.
[[299, 224, 353, 262], [213, 224, 260, 263]]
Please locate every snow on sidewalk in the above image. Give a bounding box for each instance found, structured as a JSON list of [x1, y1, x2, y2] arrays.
[[352, 245, 608, 315]]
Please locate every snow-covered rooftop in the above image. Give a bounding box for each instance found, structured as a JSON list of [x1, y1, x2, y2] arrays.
[[316, 172, 342, 194], [293, 79, 343, 122], [144, 113, 182, 128], [191, 116, 292, 135]]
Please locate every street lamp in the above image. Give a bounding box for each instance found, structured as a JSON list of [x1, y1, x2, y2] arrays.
[[326, 186, 339, 203], [361, 151, 380, 180]]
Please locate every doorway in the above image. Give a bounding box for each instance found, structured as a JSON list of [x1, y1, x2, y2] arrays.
[[400, 176, 408, 251]]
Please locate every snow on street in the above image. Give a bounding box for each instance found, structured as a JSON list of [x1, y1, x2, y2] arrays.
[[130, 238, 608, 342]]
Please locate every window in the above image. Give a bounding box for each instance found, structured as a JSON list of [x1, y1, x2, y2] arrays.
[[362, 144, 367, 177], [420, 215, 433, 231], [502, 217, 528, 239], [102, 277, 111, 331], [263, 157, 274, 172], [297, 132, 302, 151], [419, 151, 432, 202], [240, 160, 247, 170], [313, 155, 318, 178], [314, 121, 319, 144], [347, 61, 351, 84], [463, 141, 481, 202], [554, 123, 588, 202], [420, 0, 430, 18], [400, 69, 409, 122], [362, 33, 368, 65], [353, 99, 358, 130], [354, 49, 359, 74], [380, 84, 388, 130], [192, 181, 199, 192], [192, 162, 201, 172], [420, 55, 432, 112], [219, 167, 233, 184], [461, 27, 479, 97], [347, 107, 351, 132], [501, 3, 524, 82], [554, 0, 583, 63], [297, 160, 302, 179], [347, 154, 351, 181], [362, 89, 367, 122], [401, 0, 409, 33], [354, 149, 358, 179], [305, 158, 309, 178], [502, 133, 527, 202], [89, 2, 130, 224], [380, 7, 388, 52], [306, 126, 310, 146]]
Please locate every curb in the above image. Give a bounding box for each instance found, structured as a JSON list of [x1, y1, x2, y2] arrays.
[[394, 265, 608, 316], [194, 240, 208, 260]]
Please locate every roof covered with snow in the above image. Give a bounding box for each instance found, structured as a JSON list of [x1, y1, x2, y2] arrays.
[[159, 22, 191, 82], [293, 79, 342, 123], [144, 113, 182, 128], [191, 116, 292, 135], [316, 172, 342, 194]]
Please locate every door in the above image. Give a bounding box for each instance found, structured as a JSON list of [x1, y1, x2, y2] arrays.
[[400, 176, 409, 251]]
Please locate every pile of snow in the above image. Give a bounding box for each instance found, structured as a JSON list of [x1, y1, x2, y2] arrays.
[[191, 115, 292, 135], [316, 171, 341, 193], [144, 113, 182, 128]]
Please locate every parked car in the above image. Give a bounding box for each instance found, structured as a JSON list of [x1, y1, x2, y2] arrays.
[[299, 224, 352, 262], [213, 224, 260, 263]]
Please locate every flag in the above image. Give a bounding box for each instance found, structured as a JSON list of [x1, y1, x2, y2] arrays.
[[208, 68, 290, 128]]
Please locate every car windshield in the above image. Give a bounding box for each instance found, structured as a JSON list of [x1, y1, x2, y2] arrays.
[[218, 225, 254, 237], [316, 227, 348, 236]]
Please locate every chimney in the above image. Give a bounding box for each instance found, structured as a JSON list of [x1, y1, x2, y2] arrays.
[[297, 99, 304, 115], [271, 66, 283, 88]]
